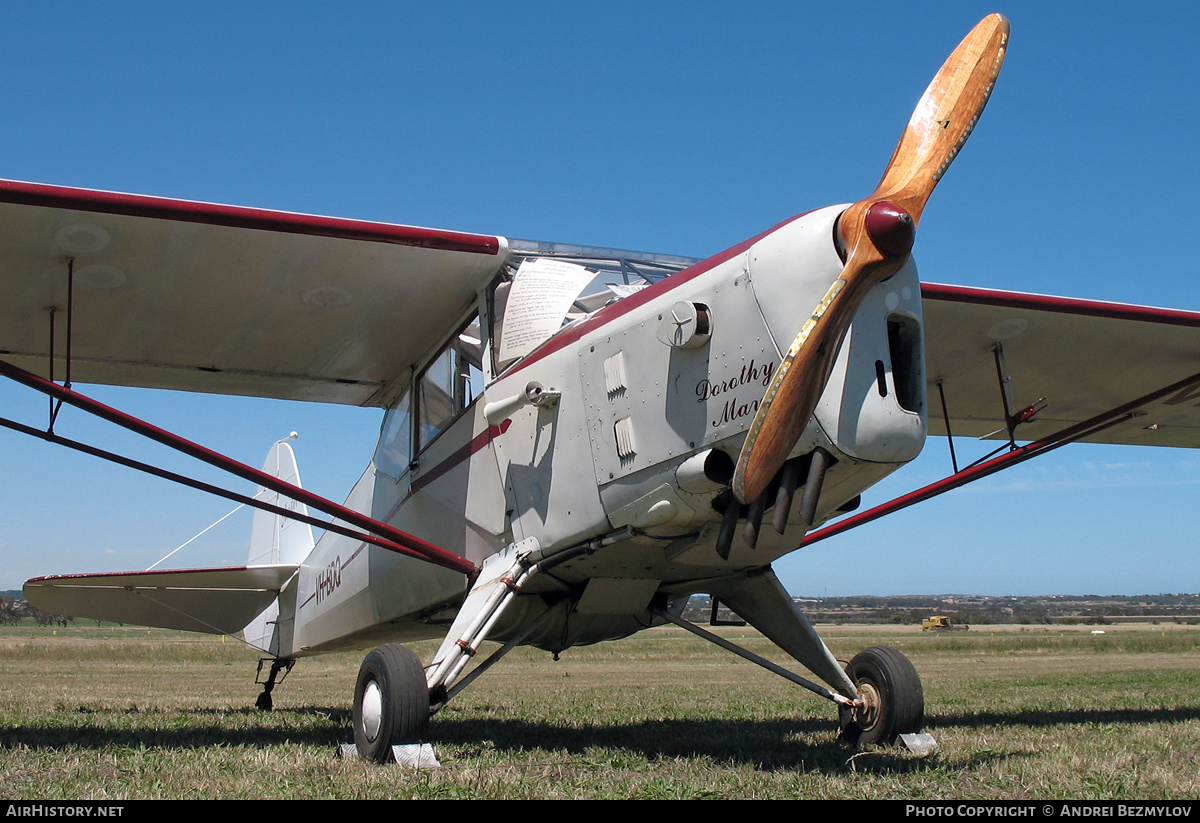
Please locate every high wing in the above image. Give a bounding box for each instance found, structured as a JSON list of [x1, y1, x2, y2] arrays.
[[22, 565, 297, 635], [0, 180, 506, 406], [922, 283, 1200, 448], [7, 177, 1196, 448]]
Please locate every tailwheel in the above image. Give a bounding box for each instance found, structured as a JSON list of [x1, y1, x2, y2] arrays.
[[352, 643, 431, 763], [254, 657, 294, 712], [838, 646, 924, 745]]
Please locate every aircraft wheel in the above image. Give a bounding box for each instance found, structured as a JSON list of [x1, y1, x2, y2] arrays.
[[838, 646, 923, 745], [352, 644, 430, 763]]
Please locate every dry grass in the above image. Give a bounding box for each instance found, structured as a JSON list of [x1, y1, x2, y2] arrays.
[[1, 623, 1198, 798]]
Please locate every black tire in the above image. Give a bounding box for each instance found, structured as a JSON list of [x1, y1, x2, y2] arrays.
[[352, 644, 430, 763], [837, 646, 923, 745]]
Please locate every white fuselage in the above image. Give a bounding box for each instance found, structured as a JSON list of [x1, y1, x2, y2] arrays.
[[280, 205, 927, 656]]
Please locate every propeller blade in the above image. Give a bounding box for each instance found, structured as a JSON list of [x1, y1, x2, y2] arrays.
[[731, 14, 1009, 505], [873, 13, 1010, 224]]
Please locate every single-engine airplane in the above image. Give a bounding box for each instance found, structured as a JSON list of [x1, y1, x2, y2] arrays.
[[7, 14, 1200, 762]]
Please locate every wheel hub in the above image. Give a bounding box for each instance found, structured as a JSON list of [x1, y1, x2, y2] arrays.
[[361, 679, 383, 741], [854, 680, 881, 730]]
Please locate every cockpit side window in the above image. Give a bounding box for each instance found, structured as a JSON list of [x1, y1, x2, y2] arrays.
[[374, 313, 486, 480], [373, 388, 413, 481], [417, 314, 484, 450]]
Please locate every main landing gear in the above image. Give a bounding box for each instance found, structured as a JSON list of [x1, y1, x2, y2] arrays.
[[352, 643, 431, 763], [837, 646, 924, 745], [347, 636, 925, 760], [344, 562, 928, 761], [676, 569, 927, 748], [344, 633, 925, 761], [347, 537, 561, 763], [658, 603, 926, 747]]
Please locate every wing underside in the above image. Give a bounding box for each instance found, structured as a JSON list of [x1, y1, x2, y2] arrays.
[[922, 283, 1200, 448], [22, 565, 298, 635], [0, 180, 507, 406]]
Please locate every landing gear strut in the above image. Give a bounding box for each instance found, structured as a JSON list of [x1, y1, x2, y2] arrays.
[[653, 597, 927, 747], [838, 646, 924, 745], [352, 644, 430, 763]]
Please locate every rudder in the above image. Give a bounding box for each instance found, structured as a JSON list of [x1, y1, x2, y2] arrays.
[[245, 438, 314, 654]]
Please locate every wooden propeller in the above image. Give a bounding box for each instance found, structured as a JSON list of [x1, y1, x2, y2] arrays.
[[731, 14, 1009, 505]]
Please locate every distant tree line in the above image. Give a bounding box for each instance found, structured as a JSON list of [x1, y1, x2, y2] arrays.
[[683, 593, 1200, 626]]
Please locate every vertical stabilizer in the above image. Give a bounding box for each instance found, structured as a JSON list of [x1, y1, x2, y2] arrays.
[[245, 439, 313, 654], [249, 440, 315, 566]]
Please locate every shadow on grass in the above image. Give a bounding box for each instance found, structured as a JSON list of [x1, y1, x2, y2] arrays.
[[0, 706, 350, 752], [932, 705, 1200, 730], [4, 703, 1196, 773], [0, 703, 936, 772], [0, 710, 937, 773], [429, 713, 927, 773]]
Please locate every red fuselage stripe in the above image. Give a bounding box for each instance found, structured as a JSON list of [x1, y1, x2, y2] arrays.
[[408, 419, 511, 496], [505, 211, 817, 375], [298, 544, 367, 611]]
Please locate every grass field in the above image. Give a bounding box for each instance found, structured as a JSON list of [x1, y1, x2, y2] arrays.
[[2, 623, 1198, 799]]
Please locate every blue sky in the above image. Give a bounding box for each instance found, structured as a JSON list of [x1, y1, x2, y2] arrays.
[[1, 2, 1197, 596]]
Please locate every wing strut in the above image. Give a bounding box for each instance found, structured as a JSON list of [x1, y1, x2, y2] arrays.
[[0, 412, 445, 568], [0, 357, 477, 577], [935, 381, 959, 473], [46, 258, 75, 431], [801, 369, 1200, 547], [937, 344, 1050, 475]]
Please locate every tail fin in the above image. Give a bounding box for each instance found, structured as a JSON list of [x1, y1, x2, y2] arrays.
[[248, 438, 315, 566], [245, 438, 314, 653]]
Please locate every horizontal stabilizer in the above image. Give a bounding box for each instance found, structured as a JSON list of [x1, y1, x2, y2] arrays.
[[23, 565, 298, 635]]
